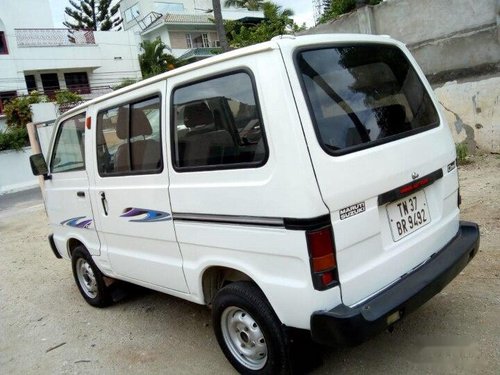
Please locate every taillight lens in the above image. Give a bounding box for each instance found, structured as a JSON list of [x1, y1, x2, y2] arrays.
[[306, 226, 338, 290]]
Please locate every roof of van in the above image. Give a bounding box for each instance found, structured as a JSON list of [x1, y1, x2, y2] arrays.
[[62, 33, 400, 118]]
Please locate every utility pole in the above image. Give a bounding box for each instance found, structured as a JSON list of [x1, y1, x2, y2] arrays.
[[212, 0, 230, 52]]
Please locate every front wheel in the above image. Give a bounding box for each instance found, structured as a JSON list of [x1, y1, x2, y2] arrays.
[[71, 245, 111, 307], [212, 281, 290, 374]]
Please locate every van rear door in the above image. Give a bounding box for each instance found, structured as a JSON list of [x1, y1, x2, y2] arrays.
[[285, 40, 459, 306]]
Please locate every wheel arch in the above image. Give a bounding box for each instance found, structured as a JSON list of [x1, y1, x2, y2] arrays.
[[67, 237, 85, 258], [201, 265, 255, 305]]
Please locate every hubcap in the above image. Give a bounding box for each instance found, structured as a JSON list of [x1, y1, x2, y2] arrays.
[[221, 306, 268, 370], [76, 258, 98, 298]]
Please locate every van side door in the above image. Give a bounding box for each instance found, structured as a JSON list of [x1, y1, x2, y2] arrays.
[[89, 86, 188, 293], [45, 112, 101, 257]]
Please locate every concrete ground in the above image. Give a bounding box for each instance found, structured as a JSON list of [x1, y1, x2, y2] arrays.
[[0, 154, 499, 374], [0, 187, 42, 218]]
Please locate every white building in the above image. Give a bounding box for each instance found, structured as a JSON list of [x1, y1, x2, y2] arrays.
[[0, 0, 142, 129], [118, 0, 264, 60]]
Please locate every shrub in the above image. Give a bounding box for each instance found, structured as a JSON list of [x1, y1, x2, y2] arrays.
[[55, 90, 83, 105], [0, 127, 29, 151], [3, 91, 47, 129], [456, 142, 469, 165], [113, 78, 139, 90]]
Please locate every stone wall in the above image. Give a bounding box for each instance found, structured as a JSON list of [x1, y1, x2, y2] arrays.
[[435, 77, 500, 154]]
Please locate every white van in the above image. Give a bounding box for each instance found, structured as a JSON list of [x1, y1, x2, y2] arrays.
[[31, 34, 479, 374]]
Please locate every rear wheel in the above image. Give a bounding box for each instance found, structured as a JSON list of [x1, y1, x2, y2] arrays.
[[212, 281, 290, 374], [71, 245, 111, 307]]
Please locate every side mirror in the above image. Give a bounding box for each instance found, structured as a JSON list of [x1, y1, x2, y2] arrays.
[[29, 153, 50, 179]]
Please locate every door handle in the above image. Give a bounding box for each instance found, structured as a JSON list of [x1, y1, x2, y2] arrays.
[[77, 191, 85, 197], [100, 191, 108, 216]]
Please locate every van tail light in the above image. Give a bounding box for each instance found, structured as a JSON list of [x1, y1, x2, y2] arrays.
[[306, 226, 338, 290]]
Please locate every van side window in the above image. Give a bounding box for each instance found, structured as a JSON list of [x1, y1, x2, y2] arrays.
[[50, 113, 86, 173], [96, 96, 162, 176], [172, 71, 267, 170]]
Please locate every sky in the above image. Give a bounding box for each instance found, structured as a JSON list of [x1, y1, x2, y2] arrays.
[[49, 0, 315, 28], [274, 0, 315, 27]]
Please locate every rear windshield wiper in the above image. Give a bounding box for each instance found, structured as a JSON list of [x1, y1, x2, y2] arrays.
[[298, 56, 371, 143]]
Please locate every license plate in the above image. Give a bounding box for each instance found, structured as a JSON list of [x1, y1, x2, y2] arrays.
[[386, 190, 431, 241]]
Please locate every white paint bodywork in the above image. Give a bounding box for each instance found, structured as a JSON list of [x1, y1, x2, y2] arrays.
[[44, 34, 459, 330]]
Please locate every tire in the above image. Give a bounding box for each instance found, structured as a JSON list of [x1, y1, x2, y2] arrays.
[[212, 281, 290, 375], [71, 245, 111, 307]]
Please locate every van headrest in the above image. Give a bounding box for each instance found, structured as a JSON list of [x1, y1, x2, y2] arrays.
[[184, 102, 213, 128], [116, 107, 152, 139]]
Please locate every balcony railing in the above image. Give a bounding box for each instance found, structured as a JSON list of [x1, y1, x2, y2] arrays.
[[188, 41, 220, 48], [15, 28, 96, 48]]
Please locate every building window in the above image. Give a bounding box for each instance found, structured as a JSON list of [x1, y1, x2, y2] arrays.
[[124, 3, 140, 23], [172, 71, 267, 170], [25, 75, 37, 93], [154, 2, 185, 14], [41, 73, 60, 98], [97, 96, 162, 176], [0, 32, 8, 54], [202, 33, 209, 47], [0, 91, 17, 115], [185, 34, 192, 48], [64, 72, 90, 94], [185, 33, 211, 48]]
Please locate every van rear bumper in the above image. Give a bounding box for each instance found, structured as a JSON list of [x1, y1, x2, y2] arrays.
[[310, 221, 480, 346]]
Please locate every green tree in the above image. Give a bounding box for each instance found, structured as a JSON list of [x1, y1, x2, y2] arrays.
[[139, 39, 182, 78], [226, 2, 303, 48], [224, 0, 265, 11], [319, 0, 382, 24], [63, 0, 122, 31]]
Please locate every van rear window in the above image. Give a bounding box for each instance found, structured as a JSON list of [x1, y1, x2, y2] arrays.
[[296, 44, 439, 155]]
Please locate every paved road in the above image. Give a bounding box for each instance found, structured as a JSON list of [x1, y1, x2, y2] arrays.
[[0, 187, 43, 218]]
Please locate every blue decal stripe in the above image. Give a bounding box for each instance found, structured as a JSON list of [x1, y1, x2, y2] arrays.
[[61, 216, 93, 229], [120, 207, 172, 222]]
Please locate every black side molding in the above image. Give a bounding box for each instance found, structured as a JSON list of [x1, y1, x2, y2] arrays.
[[48, 234, 62, 259]]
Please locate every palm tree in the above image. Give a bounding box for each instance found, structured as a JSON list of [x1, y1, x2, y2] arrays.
[[139, 39, 169, 78], [224, 0, 266, 11]]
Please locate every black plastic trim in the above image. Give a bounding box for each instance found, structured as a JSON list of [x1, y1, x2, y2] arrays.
[[48, 234, 62, 259], [310, 221, 480, 346], [378, 168, 443, 206]]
